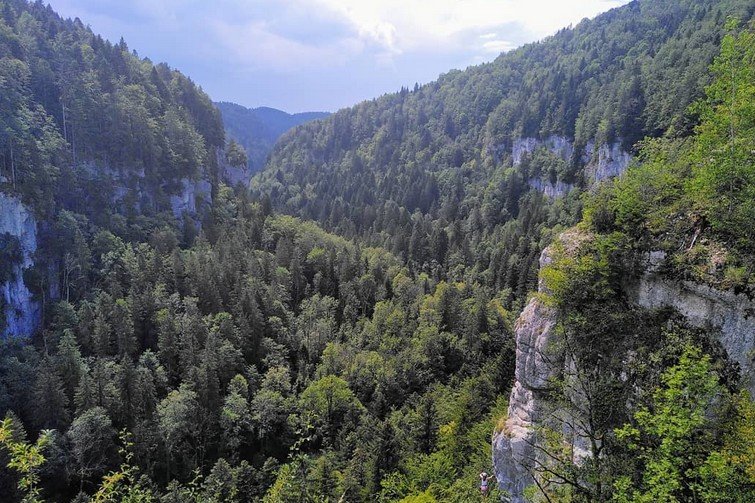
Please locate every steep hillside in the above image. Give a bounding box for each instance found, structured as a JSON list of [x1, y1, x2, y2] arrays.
[[495, 24, 755, 502], [216, 101, 329, 180], [0, 0, 228, 337], [254, 0, 754, 314], [0, 2, 512, 501]]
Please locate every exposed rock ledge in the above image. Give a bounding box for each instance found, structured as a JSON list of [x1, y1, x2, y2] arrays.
[[492, 235, 755, 502], [492, 230, 587, 502], [631, 269, 755, 394], [496, 136, 632, 199]]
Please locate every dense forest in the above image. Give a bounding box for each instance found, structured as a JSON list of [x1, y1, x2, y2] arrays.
[[0, 0, 754, 501], [255, 0, 754, 314], [520, 24, 755, 501], [0, 0, 223, 224], [216, 102, 328, 175]]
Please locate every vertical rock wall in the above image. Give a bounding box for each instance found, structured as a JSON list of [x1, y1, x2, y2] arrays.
[[492, 236, 755, 502], [491, 230, 588, 502], [0, 192, 39, 338], [504, 136, 632, 199], [632, 270, 755, 395]]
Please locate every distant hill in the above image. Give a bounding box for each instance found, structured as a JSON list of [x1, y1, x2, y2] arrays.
[[216, 102, 329, 175]]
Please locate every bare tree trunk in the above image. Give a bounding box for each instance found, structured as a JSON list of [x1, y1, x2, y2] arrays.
[[72, 117, 77, 165], [166, 448, 171, 482]]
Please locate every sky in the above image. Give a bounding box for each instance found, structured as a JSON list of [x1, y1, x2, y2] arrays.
[[46, 0, 631, 113]]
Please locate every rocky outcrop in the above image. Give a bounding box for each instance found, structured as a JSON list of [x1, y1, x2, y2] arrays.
[[221, 164, 253, 187], [586, 141, 632, 182], [74, 161, 213, 222], [631, 259, 755, 394], [500, 136, 632, 199], [492, 230, 589, 502], [492, 236, 755, 501], [526, 178, 574, 198], [511, 135, 576, 166], [0, 192, 40, 338], [492, 298, 558, 502], [169, 178, 213, 220]]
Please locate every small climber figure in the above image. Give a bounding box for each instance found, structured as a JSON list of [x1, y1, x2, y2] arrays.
[[480, 471, 495, 498]]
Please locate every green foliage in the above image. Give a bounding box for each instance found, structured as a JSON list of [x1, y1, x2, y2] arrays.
[[542, 233, 615, 306], [67, 406, 117, 487], [613, 345, 722, 502], [225, 139, 248, 169], [533, 28, 755, 490], [0, 195, 514, 501], [0, 232, 21, 283], [695, 392, 755, 502], [379, 393, 508, 502], [0, 0, 223, 225], [298, 376, 363, 446], [253, 0, 753, 314], [0, 415, 52, 503], [87, 430, 157, 503], [688, 21, 755, 248], [1, 1, 755, 502], [584, 21, 755, 291], [216, 102, 328, 173]]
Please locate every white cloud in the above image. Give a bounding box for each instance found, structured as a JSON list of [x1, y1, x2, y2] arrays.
[[45, 0, 633, 110], [73, 0, 628, 75], [304, 0, 629, 58]]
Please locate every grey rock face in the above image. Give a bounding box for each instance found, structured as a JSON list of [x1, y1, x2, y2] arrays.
[[506, 137, 631, 198], [588, 142, 632, 182], [221, 164, 253, 187], [511, 135, 574, 166], [632, 271, 755, 394], [0, 192, 40, 338], [492, 230, 570, 502], [526, 178, 574, 198], [0, 165, 213, 338], [169, 178, 212, 220], [512, 137, 542, 166], [493, 297, 558, 502], [492, 236, 755, 501]]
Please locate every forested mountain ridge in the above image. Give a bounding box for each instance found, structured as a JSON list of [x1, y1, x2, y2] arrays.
[[495, 23, 755, 501], [0, 1, 513, 500], [0, 0, 233, 338], [0, 0, 225, 216], [254, 0, 755, 315], [216, 102, 329, 182], [218, 102, 329, 171]]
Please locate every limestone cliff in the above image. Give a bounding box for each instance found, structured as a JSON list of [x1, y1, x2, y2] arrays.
[[492, 233, 755, 502], [495, 136, 632, 199], [631, 261, 755, 395], [169, 178, 213, 220], [491, 230, 589, 502], [0, 192, 40, 338]]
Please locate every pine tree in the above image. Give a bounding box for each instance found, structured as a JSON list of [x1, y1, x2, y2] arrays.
[[32, 357, 69, 431]]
